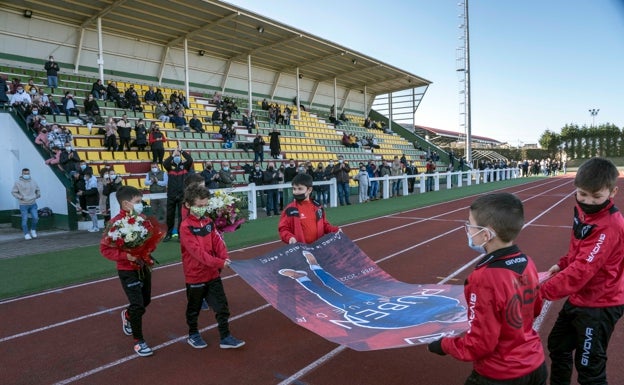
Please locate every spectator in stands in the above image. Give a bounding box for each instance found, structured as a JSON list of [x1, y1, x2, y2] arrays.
[[200, 161, 219, 190], [61, 91, 80, 122], [46, 124, 61, 149], [341, 132, 355, 148], [171, 110, 189, 132], [0, 75, 9, 106], [188, 113, 205, 133], [163, 147, 193, 242], [134, 119, 148, 151], [353, 163, 370, 203], [44, 55, 60, 92], [400, 154, 408, 168], [283, 158, 298, 204], [390, 156, 403, 197], [25, 106, 40, 129], [339, 111, 349, 122], [261, 98, 269, 110], [32, 115, 49, 135], [425, 159, 436, 192], [144, 162, 168, 222], [80, 170, 100, 232], [263, 161, 282, 216], [35, 126, 50, 149], [9, 77, 22, 95], [242, 111, 256, 133], [127, 89, 143, 113], [144, 86, 157, 105], [155, 88, 164, 104], [178, 91, 189, 109], [26, 78, 40, 96], [148, 123, 167, 164], [268, 105, 277, 124], [12, 168, 41, 240], [405, 160, 418, 193], [253, 133, 265, 164], [211, 109, 223, 126], [312, 163, 329, 207], [168, 97, 184, 117], [45, 146, 63, 168], [106, 81, 121, 103], [378, 159, 391, 197], [219, 124, 236, 145], [155, 102, 170, 123], [212, 91, 222, 108], [57, 126, 73, 148], [332, 155, 351, 206], [91, 79, 107, 100], [269, 127, 281, 159], [366, 160, 379, 200], [216, 161, 234, 188], [35, 89, 52, 115], [47, 94, 61, 115], [283, 106, 292, 126], [10, 86, 32, 114], [116, 114, 133, 151], [83, 94, 102, 128], [104, 116, 118, 152], [102, 168, 123, 220]]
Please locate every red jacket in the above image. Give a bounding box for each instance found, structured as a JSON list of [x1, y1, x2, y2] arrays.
[[441, 245, 545, 380], [278, 199, 338, 244], [541, 201, 624, 307], [180, 214, 228, 284], [100, 210, 145, 271]]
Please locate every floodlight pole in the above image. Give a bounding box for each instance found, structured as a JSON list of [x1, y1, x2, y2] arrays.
[[464, 0, 472, 165], [589, 108, 599, 127]]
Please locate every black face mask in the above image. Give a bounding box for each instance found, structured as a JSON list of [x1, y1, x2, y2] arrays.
[[293, 193, 307, 202], [206, 166, 212, 170], [577, 198, 611, 215]]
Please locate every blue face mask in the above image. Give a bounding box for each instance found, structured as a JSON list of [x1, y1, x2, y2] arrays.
[[173, 156, 181, 163], [465, 224, 494, 254]]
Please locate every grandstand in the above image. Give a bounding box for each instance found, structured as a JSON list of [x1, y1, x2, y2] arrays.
[[0, 1, 450, 230]]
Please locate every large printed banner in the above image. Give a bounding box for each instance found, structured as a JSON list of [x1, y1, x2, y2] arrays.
[[230, 232, 469, 351]]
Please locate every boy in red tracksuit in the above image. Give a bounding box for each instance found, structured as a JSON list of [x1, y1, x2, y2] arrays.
[[428, 193, 547, 385], [100, 186, 155, 357], [541, 157, 624, 385], [278, 173, 339, 245], [180, 185, 245, 349]]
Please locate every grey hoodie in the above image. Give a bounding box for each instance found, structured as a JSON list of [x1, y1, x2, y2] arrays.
[[11, 176, 41, 205]]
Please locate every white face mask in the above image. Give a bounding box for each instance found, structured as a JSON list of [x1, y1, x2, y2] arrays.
[[133, 203, 144, 214], [151, 168, 159, 173]]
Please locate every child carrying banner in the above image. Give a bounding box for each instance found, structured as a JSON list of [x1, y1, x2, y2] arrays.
[[427, 193, 547, 384], [278, 173, 340, 244]]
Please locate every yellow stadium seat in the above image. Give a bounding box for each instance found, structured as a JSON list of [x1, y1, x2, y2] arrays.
[[100, 151, 114, 161], [74, 138, 89, 148], [113, 164, 126, 174], [86, 151, 100, 161], [125, 152, 138, 160]]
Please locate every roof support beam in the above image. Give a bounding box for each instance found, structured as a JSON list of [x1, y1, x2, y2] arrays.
[[308, 81, 320, 109], [220, 60, 232, 93], [73, 28, 85, 74], [165, 13, 239, 49], [230, 35, 302, 62], [269, 72, 282, 100], [79, 0, 128, 28]]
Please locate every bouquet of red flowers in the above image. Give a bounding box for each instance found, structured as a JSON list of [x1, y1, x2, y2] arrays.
[[207, 190, 245, 233], [104, 214, 164, 269]]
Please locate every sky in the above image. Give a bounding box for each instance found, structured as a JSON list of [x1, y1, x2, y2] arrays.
[[225, 0, 624, 146]]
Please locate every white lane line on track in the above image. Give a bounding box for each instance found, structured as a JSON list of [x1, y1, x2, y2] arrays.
[[8, 178, 574, 384], [276, 180, 575, 385], [52, 304, 271, 385]]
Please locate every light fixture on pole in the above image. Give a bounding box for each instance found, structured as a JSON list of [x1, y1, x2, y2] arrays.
[[23, 9, 33, 18], [588, 108, 599, 127], [257, 26, 264, 33], [198, 50, 205, 56]]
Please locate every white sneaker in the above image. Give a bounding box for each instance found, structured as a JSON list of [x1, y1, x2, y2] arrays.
[[88, 227, 99, 233], [24, 233, 32, 240], [30, 230, 37, 238]]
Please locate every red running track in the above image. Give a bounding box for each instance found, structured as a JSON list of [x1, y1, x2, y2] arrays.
[[2, 176, 624, 385]]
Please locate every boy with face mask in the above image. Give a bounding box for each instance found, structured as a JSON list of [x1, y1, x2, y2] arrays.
[[428, 193, 547, 385], [100, 186, 157, 357], [541, 157, 624, 385], [278, 173, 339, 245], [180, 185, 245, 350]]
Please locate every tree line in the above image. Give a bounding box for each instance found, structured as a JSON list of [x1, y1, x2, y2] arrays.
[[539, 123, 622, 159]]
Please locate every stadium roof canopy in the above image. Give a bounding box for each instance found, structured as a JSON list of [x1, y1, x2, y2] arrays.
[[5, 0, 431, 97], [413, 125, 502, 146]]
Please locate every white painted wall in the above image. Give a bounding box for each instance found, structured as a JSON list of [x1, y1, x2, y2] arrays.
[[0, 114, 68, 215]]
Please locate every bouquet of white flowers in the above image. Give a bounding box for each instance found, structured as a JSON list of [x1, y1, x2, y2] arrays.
[[207, 190, 245, 233], [104, 213, 164, 268]]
